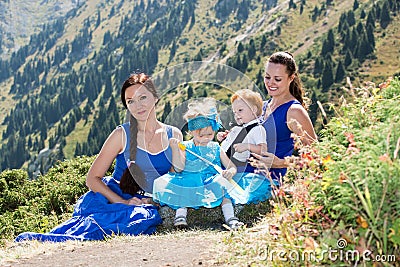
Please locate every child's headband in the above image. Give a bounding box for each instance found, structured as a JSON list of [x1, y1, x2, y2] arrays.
[[187, 113, 222, 131]]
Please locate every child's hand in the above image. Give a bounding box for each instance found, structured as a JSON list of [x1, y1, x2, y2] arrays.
[[169, 138, 181, 148], [233, 143, 249, 153], [217, 130, 229, 142], [222, 169, 234, 179]]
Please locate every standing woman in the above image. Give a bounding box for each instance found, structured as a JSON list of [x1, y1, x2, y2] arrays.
[[15, 72, 183, 242], [249, 51, 317, 183]]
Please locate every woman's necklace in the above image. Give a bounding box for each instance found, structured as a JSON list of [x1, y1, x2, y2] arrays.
[[138, 125, 158, 150], [144, 130, 157, 149]]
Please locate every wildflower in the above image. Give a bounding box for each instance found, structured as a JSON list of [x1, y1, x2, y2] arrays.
[[344, 132, 356, 147], [378, 76, 393, 89], [379, 153, 391, 163], [301, 152, 313, 161], [339, 172, 347, 183], [356, 215, 368, 229], [322, 154, 332, 169]]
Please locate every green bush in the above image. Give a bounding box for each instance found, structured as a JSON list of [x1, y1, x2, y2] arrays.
[[312, 77, 400, 256], [0, 156, 98, 242]]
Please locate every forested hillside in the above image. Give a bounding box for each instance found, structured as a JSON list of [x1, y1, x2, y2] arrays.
[[0, 0, 399, 176]]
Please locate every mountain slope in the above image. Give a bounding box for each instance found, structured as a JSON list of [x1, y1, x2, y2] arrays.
[[0, 0, 399, 175]]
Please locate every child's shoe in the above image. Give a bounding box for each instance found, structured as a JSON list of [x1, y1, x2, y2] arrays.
[[174, 216, 188, 228], [225, 217, 244, 231]]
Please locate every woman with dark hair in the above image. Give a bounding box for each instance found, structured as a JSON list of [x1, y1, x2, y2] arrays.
[[87, 72, 183, 204], [15, 72, 183, 242], [249, 51, 317, 184]]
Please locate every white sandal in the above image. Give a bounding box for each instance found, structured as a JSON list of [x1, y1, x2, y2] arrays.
[[174, 216, 188, 228], [226, 217, 244, 231]]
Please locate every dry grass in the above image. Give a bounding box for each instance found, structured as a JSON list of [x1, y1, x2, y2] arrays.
[[361, 13, 400, 81]]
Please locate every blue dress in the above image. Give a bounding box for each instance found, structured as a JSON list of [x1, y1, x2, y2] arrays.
[[153, 140, 275, 207], [153, 140, 226, 209], [15, 123, 173, 242], [115, 123, 173, 193], [262, 99, 301, 183]]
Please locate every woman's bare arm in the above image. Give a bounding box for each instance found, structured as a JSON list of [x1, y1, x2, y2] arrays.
[[86, 128, 129, 204]]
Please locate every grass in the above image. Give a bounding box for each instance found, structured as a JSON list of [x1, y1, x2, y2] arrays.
[[362, 13, 400, 81]]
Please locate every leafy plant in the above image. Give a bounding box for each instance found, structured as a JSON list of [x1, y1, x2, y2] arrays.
[[0, 156, 100, 244]]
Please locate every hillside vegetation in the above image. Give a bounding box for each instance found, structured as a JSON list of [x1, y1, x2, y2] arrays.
[[0, 0, 399, 176], [1, 77, 399, 266]]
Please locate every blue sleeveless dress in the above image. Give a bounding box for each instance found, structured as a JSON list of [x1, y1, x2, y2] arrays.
[[15, 123, 173, 242], [114, 123, 173, 193], [153, 140, 226, 209], [262, 99, 301, 183]]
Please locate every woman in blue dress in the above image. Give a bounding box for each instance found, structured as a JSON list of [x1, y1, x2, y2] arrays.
[[15, 72, 183, 242], [249, 51, 317, 184], [153, 98, 244, 230]]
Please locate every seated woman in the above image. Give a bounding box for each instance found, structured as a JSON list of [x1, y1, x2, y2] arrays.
[[249, 51, 317, 184], [15, 72, 183, 242]]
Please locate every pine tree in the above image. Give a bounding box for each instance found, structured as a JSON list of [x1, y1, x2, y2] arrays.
[[237, 42, 244, 53], [338, 13, 347, 33], [96, 11, 101, 28], [162, 102, 172, 121], [335, 60, 346, 83], [247, 39, 256, 60], [313, 58, 323, 77], [309, 91, 318, 125], [360, 9, 366, 19], [353, 0, 359, 10], [356, 21, 365, 35], [366, 10, 376, 28], [169, 40, 177, 62], [321, 29, 335, 56], [366, 24, 375, 48], [357, 33, 373, 61], [187, 85, 193, 100], [311, 6, 320, 22], [379, 1, 391, 29], [344, 50, 353, 67], [347, 10, 356, 26], [321, 59, 334, 92], [103, 76, 112, 99], [260, 35, 267, 50]]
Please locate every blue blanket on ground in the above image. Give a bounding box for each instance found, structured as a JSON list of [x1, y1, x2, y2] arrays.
[[15, 177, 162, 242]]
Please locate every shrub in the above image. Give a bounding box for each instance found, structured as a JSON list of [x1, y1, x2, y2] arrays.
[[0, 156, 98, 242], [311, 77, 400, 257]]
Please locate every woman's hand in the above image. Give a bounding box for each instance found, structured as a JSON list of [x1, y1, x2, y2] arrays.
[[217, 130, 229, 142], [248, 152, 286, 169], [125, 197, 145, 205]]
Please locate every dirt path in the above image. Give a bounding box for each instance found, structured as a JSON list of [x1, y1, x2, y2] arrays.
[[1, 231, 227, 267]]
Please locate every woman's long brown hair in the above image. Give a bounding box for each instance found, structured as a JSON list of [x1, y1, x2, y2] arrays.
[[119, 72, 159, 195]]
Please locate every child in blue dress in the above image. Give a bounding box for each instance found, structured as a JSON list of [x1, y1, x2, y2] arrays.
[[153, 98, 244, 230]]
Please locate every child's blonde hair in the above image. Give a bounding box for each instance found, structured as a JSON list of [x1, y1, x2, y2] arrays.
[[184, 98, 218, 121], [184, 98, 221, 132], [230, 89, 263, 116]]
